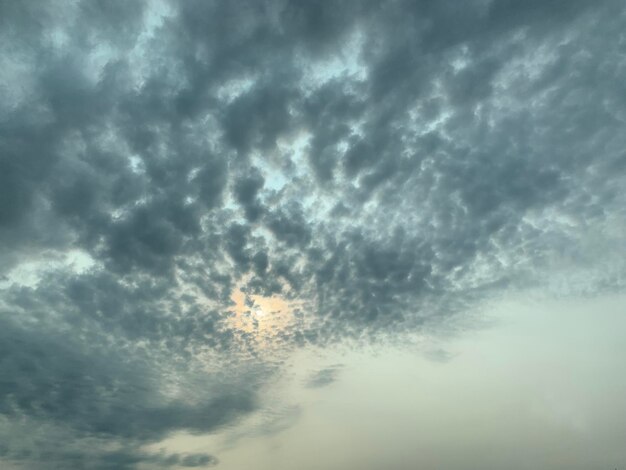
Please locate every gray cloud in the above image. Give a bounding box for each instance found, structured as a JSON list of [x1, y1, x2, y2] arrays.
[[1, 0, 625, 467], [305, 365, 344, 389]]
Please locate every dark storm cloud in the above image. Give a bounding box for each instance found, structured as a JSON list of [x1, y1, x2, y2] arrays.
[[1, 0, 625, 467], [0, 298, 258, 468]]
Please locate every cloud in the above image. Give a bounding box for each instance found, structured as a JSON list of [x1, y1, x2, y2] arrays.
[[423, 348, 456, 364], [1, 0, 625, 467], [305, 365, 344, 389], [178, 453, 220, 468]]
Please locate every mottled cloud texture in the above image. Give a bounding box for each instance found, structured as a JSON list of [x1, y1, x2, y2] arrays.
[[1, 0, 625, 468]]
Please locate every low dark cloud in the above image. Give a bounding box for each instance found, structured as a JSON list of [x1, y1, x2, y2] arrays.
[[305, 365, 344, 389], [1, 0, 625, 467]]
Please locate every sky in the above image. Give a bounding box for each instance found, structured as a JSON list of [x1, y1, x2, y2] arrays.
[[0, 1, 625, 469]]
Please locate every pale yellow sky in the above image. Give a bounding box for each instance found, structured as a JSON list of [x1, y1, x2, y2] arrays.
[[143, 292, 626, 470]]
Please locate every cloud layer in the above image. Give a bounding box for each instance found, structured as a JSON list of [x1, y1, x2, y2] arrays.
[[1, 0, 625, 467]]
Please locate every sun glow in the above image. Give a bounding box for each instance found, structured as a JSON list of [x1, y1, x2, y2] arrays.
[[228, 288, 303, 349]]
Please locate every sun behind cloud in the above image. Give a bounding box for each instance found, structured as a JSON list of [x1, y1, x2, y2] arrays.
[[228, 287, 304, 352]]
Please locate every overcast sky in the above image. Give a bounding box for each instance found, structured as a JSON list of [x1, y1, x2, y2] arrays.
[[1, 1, 625, 469]]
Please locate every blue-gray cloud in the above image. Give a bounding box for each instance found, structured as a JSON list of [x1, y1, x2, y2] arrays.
[[1, 0, 625, 467], [306, 365, 344, 389]]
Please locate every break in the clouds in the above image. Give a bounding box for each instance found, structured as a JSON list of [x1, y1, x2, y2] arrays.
[[1, 0, 625, 468]]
